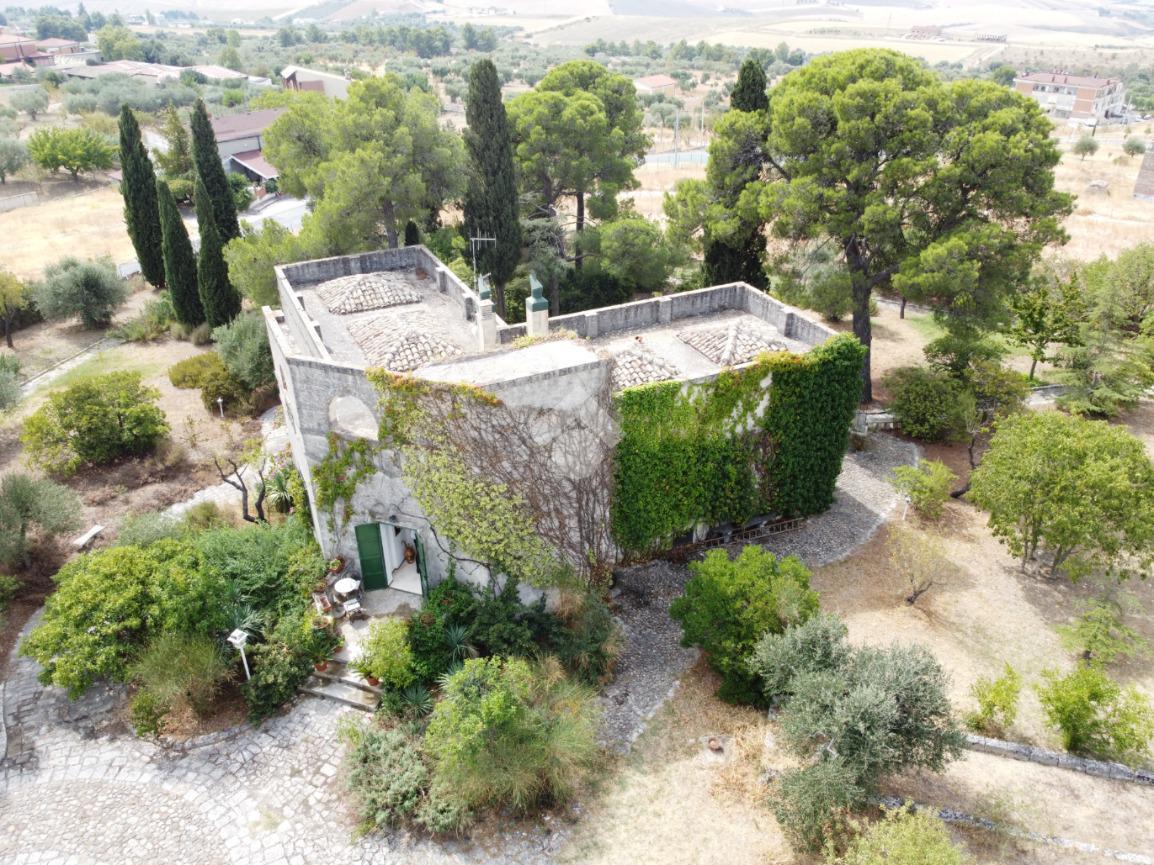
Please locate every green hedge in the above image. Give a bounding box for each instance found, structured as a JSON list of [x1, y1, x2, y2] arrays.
[[611, 334, 864, 554]]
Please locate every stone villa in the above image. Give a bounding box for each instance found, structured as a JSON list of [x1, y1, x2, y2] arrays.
[[264, 246, 841, 602]]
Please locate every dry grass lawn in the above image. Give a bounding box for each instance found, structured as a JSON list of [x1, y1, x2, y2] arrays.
[[0, 186, 137, 280]]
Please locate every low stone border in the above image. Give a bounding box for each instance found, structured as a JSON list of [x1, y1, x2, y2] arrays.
[[877, 795, 1152, 865], [964, 733, 1154, 786], [153, 719, 253, 755]]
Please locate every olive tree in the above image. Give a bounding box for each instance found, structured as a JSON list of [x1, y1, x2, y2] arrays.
[[969, 411, 1154, 579], [33, 256, 128, 328], [0, 472, 83, 569]]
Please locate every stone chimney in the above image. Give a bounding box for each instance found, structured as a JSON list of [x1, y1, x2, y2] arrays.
[[526, 272, 549, 337], [476, 274, 498, 351]]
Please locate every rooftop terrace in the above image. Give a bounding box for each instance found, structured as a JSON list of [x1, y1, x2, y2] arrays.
[[271, 247, 834, 391]]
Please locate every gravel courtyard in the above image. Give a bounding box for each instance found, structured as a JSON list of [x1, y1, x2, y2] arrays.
[[0, 434, 913, 865]]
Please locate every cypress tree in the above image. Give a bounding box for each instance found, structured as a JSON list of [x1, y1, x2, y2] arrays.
[[157, 178, 203, 326], [118, 106, 166, 288], [190, 99, 241, 243], [194, 178, 241, 327], [730, 59, 769, 113], [463, 59, 521, 319]]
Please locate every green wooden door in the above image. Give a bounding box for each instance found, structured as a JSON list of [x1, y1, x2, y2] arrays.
[[354, 523, 388, 590], [414, 533, 429, 597]]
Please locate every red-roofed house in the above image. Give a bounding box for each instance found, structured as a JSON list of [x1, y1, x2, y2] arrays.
[[633, 73, 677, 95], [1014, 71, 1126, 123], [209, 108, 286, 180]]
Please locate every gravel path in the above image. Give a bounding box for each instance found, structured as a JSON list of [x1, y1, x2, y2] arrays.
[[597, 432, 917, 751]]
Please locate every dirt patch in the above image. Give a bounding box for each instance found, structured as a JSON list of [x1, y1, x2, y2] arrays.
[[0, 186, 141, 281], [560, 659, 790, 865], [813, 502, 1154, 747], [0, 338, 264, 676]]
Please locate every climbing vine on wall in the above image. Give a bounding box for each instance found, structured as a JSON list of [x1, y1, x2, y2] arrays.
[[368, 369, 615, 589], [611, 334, 865, 555], [312, 433, 378, 533]]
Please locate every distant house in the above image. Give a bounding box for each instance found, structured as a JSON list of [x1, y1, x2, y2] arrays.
[[64, 59, 184, 83], [1014, 71, 1126, 123], [633, 73, 677, 95], [0, 33, 52, 66], [210, 108, 286, 180], [34, 37, 84, 55], [281, 65, 350, 99]]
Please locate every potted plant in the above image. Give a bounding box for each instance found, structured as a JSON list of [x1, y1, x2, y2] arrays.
[[351, 657, 380, 687], [402, 544, 416, 564], [327, 556, 346, 575], [314, 658, 330, 672]]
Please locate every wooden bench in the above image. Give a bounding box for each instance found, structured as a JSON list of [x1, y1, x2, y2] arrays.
[[72, 525, 104, 551]]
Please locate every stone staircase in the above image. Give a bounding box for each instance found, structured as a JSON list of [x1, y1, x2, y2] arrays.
[[300, 661, 380, 713]]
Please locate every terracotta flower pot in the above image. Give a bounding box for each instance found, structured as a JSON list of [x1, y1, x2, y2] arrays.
[[365, 675, 381, 687], [314, 660, 329, 672], [403, 544, 416, 564]]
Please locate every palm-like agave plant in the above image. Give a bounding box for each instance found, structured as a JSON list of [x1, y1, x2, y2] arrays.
[[444, 623, 478, 665], [262, 470, 295, 514]]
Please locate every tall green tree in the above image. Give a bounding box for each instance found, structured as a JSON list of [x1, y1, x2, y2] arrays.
[[730, 58, 768, 112], [118, 106, 166, 289], [195, 178, 241, 327], [463, 59, 521, 318], [263, 77, 464, 251], [745, 50, 1071, 401], [969, 411, 1154, 579], [152, 104, 193, 182], [0, 270, 28, 349], [157, 179, 203, 326], [190, 99, 241, 242], [510, 60, 649, 236], [1008, 264, 1086, 379]]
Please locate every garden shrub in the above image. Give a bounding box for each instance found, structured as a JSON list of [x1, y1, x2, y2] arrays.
[[168, 352, 226, 389], [112, 293, 176, 342], [20, 542, 227, 696], [891, 460, 956, 521], [0, 472, 83, 569], [773, 758, 861, 853], [341, 720, 474, 834], [969, 411, 1154, 580], [468, 579, 560, 658], [554, 591, 622, 685], [0, 362, 19, 412], [33, 256, 128, 328], [0, 573, 20, 610], [243, 639, 312, 723], [199, 364, 253, 416], [424, 656, 600, 813], [116, 511, 186, 547], [1036, 665, 1154, 764], [670, 545, 818, 704], [781, 642, 964, 786], [353, 619, 415, 689], [839, 806, 970, 865], [1056, 599, 1150, 666], [129, 631, 233, 720], [213, 312, 275, 390], [964, 663, 1021, 735], [22, 371, 170, 474], [128, 689, 168, 737], [882, 366, 974, 442], [758, 615, 965, 853], [341, 721, 430, 830], [749, 613, 850, 703], [407, 610, 451, 683]]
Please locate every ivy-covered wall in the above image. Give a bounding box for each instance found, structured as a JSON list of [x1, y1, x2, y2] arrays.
[[611, 334, 865, 554]]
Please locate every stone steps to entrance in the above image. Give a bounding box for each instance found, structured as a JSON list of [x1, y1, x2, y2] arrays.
[[300, 676, 379, 712]]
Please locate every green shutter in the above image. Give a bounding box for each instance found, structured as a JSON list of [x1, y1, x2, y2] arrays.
[[354, 523, 387, 590]]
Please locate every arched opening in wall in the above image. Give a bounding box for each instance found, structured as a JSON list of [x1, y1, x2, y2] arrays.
[[328, 395, 379, 441]]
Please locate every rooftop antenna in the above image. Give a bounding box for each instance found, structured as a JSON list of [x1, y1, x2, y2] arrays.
[[469, 235, 496, 295]]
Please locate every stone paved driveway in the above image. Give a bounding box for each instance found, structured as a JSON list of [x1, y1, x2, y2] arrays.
[[0, 628, 564, 865]]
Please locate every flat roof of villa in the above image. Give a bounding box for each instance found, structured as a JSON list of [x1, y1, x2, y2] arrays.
[[285, 265, 480, 371], [276, 249, 830, 386]]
